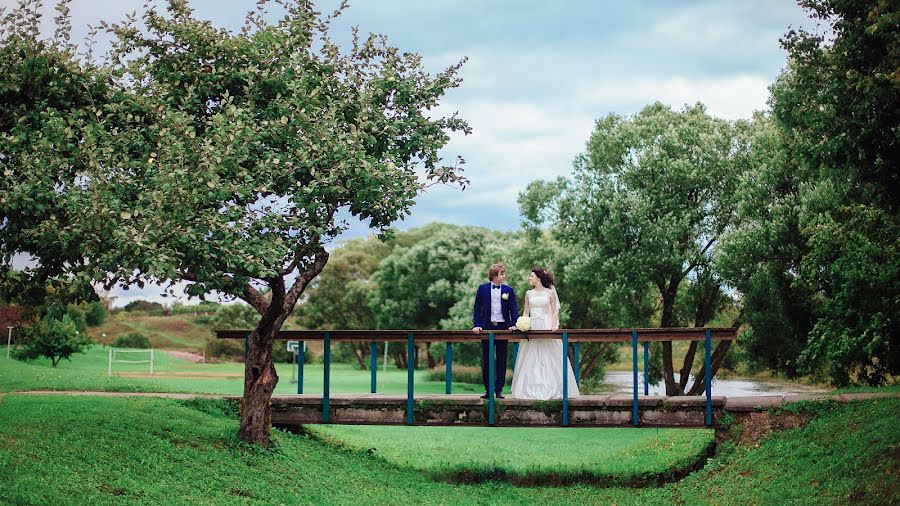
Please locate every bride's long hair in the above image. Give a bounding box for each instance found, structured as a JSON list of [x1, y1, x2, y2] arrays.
[[532, 268, 554, 289]]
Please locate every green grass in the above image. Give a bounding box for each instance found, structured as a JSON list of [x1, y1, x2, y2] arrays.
[[830, 383, 900, 394], [0, 394, 897, 505], [0, 395, 670, 505], [304, 424, 714, 484], [0, 347, 484, 396]]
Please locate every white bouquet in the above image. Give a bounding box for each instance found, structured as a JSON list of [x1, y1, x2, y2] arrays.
[[515, 316, 531, 333]]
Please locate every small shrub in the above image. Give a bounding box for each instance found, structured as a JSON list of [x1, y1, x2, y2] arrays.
[[205, 336, 245, 360], [84, 302, 107, 327], [112, 332, 151, 349], [13, 317, 93, 367]]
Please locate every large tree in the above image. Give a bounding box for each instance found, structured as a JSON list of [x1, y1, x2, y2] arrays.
[[771, 0, 899, 385], [523, 103, 750, 395], [0, 1, 469, 446], [717, 113, 816, 378]]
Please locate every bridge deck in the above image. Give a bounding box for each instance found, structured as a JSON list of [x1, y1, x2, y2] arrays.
[[226, 393, 842, 428]]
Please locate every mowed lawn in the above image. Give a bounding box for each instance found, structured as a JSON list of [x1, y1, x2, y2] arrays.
[[305, 424, 714, 481], [0, 347, 485, 396]]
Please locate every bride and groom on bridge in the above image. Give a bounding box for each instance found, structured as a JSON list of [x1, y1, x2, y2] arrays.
[[472, 263, 580, 400]]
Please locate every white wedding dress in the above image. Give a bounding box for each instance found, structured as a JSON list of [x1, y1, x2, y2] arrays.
[[510, 288, 580, 399]]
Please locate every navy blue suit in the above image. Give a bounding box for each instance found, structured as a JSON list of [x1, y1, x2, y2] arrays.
[[473, 282, 518, 394]]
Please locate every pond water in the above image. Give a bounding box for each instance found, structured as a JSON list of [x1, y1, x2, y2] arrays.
[[599, 371, 827, 397]]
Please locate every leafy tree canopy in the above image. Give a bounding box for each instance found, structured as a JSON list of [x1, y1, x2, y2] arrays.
[[0, 0, 469, 446]]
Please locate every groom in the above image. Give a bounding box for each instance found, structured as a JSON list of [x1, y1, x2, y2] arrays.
[[472, 262, 518, 399]]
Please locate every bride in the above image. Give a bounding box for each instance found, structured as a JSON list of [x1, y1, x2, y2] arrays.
[[510, 268, 580, 399]]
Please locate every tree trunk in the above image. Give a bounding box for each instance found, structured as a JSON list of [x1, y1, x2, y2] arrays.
[[580, 347, 602, 379], [425, 342, 436, 368], [238, 324, 279, 447], [660, 293, 677, 396], [352, 342, 367, 370], [686, 340, 732, 395], [677, 341, 699, 395], [391, 348, 407, 369]]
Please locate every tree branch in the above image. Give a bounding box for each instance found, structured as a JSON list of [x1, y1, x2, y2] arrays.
[[282, 245, 330, 316], [682, 235, 717, 278]]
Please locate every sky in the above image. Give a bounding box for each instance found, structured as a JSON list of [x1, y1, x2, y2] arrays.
[[5, 0, 818, 306]]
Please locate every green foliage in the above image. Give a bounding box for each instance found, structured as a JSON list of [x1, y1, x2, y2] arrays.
[[122, 300, 165, 313], [111, 332, 151, 349], [370, 225, 495, 330], [765, 0, 900, 386], [717, 114, 815, 378], [204, 336, 246, 361], [209, 303, 259, 330], [0, 1, 470, 444], [523, 103, 750, 394], [12, 316, 93, 367], [84, 301, 106, 327]]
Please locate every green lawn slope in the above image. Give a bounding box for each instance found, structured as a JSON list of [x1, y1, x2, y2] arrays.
[[0, 394, 896, 505]]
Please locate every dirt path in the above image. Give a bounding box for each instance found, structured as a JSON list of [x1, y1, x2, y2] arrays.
[[164, 350, 206, 363]]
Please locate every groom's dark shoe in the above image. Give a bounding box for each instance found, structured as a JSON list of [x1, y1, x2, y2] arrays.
[[495, 392, 505, 399], [480, 392, 489, 399]]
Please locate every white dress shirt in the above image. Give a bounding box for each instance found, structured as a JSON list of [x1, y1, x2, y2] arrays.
[[490, 284, 503, 323]]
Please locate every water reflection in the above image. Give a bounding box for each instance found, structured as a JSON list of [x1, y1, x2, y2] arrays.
[[599, 371, 827, 397]]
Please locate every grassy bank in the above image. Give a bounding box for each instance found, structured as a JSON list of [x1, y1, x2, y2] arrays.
[[305, 424, 714, 486], [0, 394, 896, 504]]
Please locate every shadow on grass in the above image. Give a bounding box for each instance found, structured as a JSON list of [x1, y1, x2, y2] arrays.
[[424, 440, 716, 488], [295, 424, 717, 488]]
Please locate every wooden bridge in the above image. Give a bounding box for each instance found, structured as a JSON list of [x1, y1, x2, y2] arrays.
[[217, 328, 738, 428]]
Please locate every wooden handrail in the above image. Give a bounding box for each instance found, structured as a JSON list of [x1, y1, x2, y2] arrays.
[[215, 327, 737, 342]]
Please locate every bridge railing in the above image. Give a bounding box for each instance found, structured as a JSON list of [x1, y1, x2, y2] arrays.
[[216, 328, 737, 427]]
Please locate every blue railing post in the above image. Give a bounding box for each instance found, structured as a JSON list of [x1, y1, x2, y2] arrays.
[[643, 340, 649, 396], [705, 329, 712, 427], [298, 341, 304, 394], [512, 342, 519, 370], [632, 330, 639, 427], [573, 341, 580, 386], [370, 341, 377, 394], [445, 342, 453, 394], [407, 333, 415, 425], [562, 332, 569, 426], [323, 332, 331, 423], [243, 333, 249, 363], [488, 332, 495, 426]]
